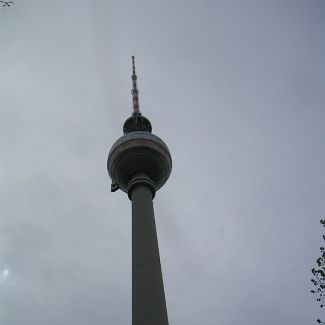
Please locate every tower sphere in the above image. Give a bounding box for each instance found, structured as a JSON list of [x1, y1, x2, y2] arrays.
[[107, 130, 172, 194]]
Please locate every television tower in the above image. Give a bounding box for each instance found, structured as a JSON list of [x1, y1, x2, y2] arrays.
[[107, 57, 172, 325]]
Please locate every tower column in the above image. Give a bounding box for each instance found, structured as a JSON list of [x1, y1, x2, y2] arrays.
[[108, 57, 172, 325], [128, 173, 169, 325]]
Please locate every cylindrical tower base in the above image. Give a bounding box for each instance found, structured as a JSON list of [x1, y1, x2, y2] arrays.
[[129, 173, 169, 325]]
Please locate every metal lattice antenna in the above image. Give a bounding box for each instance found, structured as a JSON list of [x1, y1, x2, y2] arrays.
[[131, 56, 140, 115]]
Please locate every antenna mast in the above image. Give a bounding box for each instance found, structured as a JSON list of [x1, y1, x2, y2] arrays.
[[131, 56, 140, 115]]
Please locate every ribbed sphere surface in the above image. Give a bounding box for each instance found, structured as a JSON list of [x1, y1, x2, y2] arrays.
[[107, 131, 172, 193]]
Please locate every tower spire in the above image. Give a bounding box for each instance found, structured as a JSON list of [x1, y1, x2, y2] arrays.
[[123, 56, 152, 134], [131, 56, 140, 115]]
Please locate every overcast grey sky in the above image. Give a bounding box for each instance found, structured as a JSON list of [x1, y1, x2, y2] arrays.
[[1, 0, 324, 324]]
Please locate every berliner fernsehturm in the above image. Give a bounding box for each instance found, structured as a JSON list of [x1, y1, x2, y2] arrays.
[[107, 57, 172, 325]]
